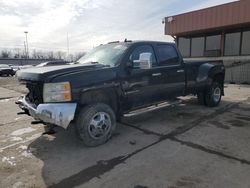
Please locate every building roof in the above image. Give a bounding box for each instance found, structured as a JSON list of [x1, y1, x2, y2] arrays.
[[165, 0, 250, 36]]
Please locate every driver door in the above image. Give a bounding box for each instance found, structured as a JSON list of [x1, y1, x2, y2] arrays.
[[121, 45, 164, 109]]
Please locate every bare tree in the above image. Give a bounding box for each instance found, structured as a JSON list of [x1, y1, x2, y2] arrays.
[[55, 51, 66, 60], [0, 48, 84, 60], [47, 51, 55, 59], [32, 49, 38, 59], [1, 49, 12, 58], [13, 48, 22, 58], [74, 52, 86, 61]]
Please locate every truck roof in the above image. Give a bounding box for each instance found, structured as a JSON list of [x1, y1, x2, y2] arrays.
[[106, 40, 175, 46]]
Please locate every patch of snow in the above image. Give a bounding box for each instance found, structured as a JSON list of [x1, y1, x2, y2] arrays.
[[2, 157, 8, 162], [21, 151, 32, 158], [12, 181, 24, 188], [11, 127, 36, 136], [26, 133, 42, 140], [0, 133, 41, 153], [15, 117, 22, 121], [2, 156, 16, 166], [0, 139, 7, 143], [18, 145, 27, 150], [11, 137, 23, 141], [0, 99, 10, 102]]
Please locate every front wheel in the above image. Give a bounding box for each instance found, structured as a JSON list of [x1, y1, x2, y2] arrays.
[[204, 82, 222, 107], [76, 103, 116, 147]]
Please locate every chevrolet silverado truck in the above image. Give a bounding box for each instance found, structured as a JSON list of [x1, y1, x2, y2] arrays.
[[16, 41, 225, 146]]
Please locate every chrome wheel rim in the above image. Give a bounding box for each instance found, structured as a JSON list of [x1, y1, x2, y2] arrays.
[[213, 87, 221, 103], [88, 112, 112, 139]]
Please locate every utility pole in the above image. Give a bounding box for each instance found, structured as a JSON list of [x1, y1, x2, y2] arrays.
[[23, 41, 26, 65], [24, 31, 29, 58], [67, 32, 70, 59]]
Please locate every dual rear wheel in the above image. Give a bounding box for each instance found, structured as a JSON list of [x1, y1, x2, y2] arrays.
[[197, 81, 222, 107]]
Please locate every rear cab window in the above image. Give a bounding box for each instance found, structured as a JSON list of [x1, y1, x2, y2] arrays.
[[156, 44, 180, 66]]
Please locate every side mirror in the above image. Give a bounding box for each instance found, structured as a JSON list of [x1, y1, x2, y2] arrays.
[[134, 53, 152, 69]]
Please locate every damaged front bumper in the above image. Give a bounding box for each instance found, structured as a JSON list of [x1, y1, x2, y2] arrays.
[[16, 96, 77, 129]]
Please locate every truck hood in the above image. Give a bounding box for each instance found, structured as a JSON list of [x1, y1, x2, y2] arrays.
[[17, 63, 109, 82], [0, 68, 12, 71]]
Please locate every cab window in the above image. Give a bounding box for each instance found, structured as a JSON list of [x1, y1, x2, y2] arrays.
[[156, 45, 179, 66], [129, 45, 157, 68]]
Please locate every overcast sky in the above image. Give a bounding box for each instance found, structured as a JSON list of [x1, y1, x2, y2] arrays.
[[0, 0, 237, 53]]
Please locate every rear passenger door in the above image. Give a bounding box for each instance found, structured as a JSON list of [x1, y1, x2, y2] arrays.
[[154, 44, 185, 99]]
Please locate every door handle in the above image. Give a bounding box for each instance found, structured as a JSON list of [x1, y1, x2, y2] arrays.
[[152, 73, 162, 77], [177, 69, 184, 73]]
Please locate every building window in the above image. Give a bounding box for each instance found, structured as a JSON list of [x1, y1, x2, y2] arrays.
[[241, 31, 250, 55], [224, 32, 241, 56], [191, 37, 204, 57], [178, 37, 190, 57], [206, 35, 221, 50]]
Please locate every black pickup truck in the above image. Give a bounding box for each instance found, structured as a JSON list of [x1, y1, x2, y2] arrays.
[[17, 41, 225, 146]]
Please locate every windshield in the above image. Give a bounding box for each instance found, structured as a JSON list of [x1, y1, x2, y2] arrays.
[[78, 43, 129, 66], [0, 64, 10, 68]]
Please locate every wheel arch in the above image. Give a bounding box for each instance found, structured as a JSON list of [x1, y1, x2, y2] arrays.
[[78, 87, 120, 116]]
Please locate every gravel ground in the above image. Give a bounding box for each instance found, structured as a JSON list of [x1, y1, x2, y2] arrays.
[[0, 77, 250, 188]]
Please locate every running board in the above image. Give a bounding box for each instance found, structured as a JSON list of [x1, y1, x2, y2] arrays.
[[124, 100, 182, 117]]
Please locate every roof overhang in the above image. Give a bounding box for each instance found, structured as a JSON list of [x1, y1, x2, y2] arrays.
[[165, 0, 250, 36]]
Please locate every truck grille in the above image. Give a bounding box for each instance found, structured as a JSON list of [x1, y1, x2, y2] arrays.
[[26, 82, 43, 106]]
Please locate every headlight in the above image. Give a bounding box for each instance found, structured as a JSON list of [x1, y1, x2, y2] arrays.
[[43, 82, 71, 103]]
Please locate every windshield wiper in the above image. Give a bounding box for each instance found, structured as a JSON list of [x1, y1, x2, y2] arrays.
[[90, 61, 99, 64], [77, 61, 110, 67], [72, 61, 97, 64], [88, 61, 110, 67]]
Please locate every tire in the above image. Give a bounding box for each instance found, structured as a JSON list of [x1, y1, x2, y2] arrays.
[[204, 82, 222, 107], [197, 92, 206, 105], [76, 103, 116, 147]]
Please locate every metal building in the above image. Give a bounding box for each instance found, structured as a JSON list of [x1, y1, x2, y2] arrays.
[[165, 0, 250, 84]]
